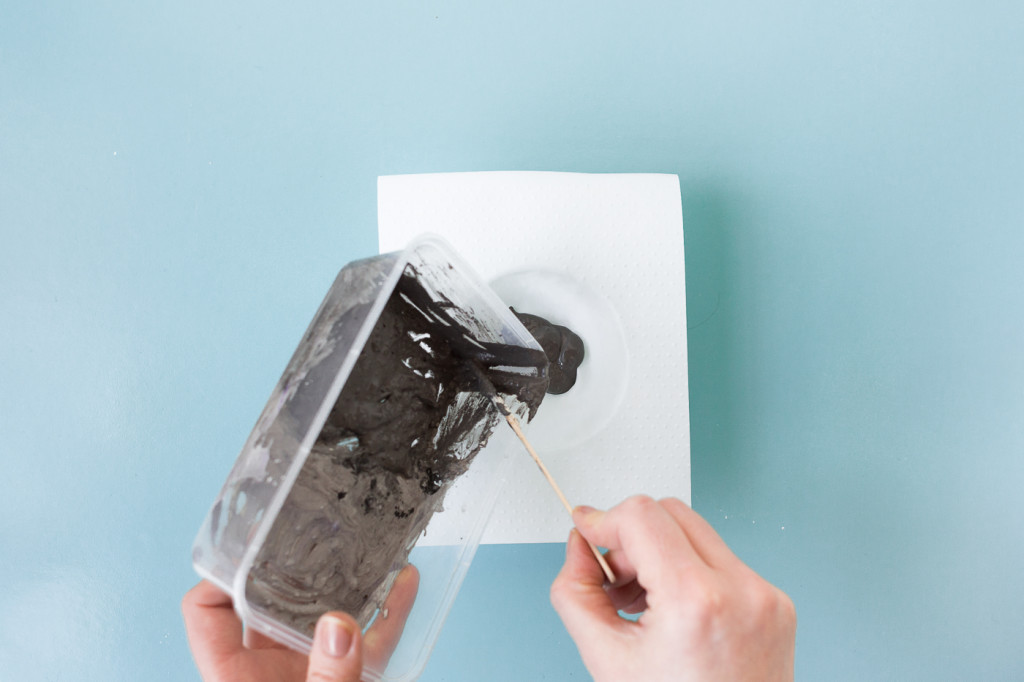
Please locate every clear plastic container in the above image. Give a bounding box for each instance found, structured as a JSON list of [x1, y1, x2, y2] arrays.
[[192, 234, 543, 681]]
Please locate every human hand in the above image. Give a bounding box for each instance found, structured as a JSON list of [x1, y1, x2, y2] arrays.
[[550, 496, 796, 682], [182, 564, 419, 682]]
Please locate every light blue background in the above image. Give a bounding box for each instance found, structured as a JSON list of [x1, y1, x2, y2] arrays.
[[2, 2, 1022, 680]]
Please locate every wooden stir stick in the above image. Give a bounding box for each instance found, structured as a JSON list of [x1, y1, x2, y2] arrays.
[[470, 364, 616, 584], [501, 411, 616, 583]]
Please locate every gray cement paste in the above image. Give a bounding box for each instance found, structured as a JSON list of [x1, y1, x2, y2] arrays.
[[244, 267, 583, 636]]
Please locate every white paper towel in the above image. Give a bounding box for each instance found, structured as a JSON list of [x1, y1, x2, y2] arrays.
[[378, 171, 690, 544]]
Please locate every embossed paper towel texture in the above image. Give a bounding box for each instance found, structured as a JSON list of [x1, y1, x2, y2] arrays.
[[378, 172, 690, 544]]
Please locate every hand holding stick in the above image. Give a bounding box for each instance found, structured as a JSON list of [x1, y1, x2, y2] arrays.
[[469, 363, 615, 584]]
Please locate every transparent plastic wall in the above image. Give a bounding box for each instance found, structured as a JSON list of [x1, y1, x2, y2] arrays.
[[193, 236, 542, 681]]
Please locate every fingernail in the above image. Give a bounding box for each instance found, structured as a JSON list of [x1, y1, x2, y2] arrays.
[[317, 615, 354, 658], [573, 505, 600, 523]]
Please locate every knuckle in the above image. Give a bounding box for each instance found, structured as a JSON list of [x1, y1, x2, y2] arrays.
[[657, 496, 686, 510], [751, 584, 778, 617], [549, 576, 569, 609], [180, 588, 198, 614], [549, 571, 589, 614], [688, 583, 726, 627], [777, 589, 797, 626], [307, 670, 341, 682], [618, 494, 658, 518], [748, 581, 796, 626]]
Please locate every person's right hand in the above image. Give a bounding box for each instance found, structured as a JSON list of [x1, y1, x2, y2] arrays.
[[550, 496, 796, 682]]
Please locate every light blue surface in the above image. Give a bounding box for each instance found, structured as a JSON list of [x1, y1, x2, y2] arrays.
[[2, 2, 1023, 680]]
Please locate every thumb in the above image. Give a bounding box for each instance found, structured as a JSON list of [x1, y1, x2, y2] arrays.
[[306, 612, 363, 682], [550, 530, 628, 653]]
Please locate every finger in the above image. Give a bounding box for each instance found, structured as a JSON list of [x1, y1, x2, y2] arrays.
[[307, 611, 363, 682], [601, 548, 638, 590], [364, 564, 420, 674], [598, 547, 643, 612], [605, 580, 647, 614], [599, 548, 650, 611], [182, 580, 245, 672], [551, 530, 633, 654], [573, 496, 708, 598], [243, 625, 284, 650], [659, 497, 743, 570]]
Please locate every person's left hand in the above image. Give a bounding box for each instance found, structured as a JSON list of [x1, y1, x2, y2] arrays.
[[182, 565, 419, 682]]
